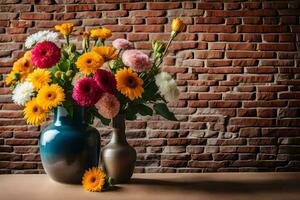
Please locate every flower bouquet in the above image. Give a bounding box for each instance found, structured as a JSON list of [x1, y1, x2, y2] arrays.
[[5, 18, 184, 185]]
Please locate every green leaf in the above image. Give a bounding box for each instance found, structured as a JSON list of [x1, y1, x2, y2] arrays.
[[91, 107, 111, 126], [153, 103, 177, 121], [136, 104, 153, 116], [125, 108, 137, 120]]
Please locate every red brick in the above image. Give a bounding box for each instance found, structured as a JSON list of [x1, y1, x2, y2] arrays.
[[132, 10, 165, 17], [238, 25, 288, 33], [189, 25, 235, 33], [66, 4, 94, 12], [195, 17, 225, 24], [19, 13, 53, 20], [122, 3, 146, 10], [148, 2, 180, 10]]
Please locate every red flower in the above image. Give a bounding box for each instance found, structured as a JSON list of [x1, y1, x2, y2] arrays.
[[93, 69, 116, 94], [72, 77, 103, 107], [31, 41, 61, 68]]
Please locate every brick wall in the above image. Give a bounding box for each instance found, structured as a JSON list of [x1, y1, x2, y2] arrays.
[[1, 0, 300, 174]]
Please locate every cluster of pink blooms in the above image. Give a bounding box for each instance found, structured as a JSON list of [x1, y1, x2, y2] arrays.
[[122, 49, 151, 72], [112, 38, 133, 50], [72, 38, 153, 119], [72, 69, 120, 119]]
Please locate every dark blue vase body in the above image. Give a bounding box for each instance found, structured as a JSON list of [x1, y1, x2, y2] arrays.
[[39, 106, 100, 184]]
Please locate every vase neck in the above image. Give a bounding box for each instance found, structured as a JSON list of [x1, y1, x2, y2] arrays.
[[110, 114, 127, 144], [54, 106, 86, 126]]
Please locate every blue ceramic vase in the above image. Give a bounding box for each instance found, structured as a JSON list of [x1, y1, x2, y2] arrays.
[[39, 106, 100, 184]]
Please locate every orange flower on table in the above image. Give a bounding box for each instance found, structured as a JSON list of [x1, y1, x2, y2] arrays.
[[92, 46, 117, 62], [115, 67, 144, 101], [24, 98, 47, 126], [76, 52, 104, 74], [55, 23, 74, 36], [90, 27, 112, 40], [82, 167, 106, 192]]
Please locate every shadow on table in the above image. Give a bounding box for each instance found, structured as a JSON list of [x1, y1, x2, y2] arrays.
[[130, 176, 300, 193]]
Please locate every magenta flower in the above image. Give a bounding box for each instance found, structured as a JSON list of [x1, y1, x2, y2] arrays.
[[31, 41, 61, 68], [95, 93, 120, 119], [122, 49, 151, 72], [93, 69, 116, 94], [112, 39, 133, 50], [72, 77, 103, 107]]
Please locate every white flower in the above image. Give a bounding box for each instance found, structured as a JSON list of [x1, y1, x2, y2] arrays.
[[12, 81, 34, 106], [25, 31, 59, 49], [155, 72, 179, 102], [155, 72, 172, 86]]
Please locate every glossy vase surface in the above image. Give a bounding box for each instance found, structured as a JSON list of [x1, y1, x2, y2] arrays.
[[101, 114, 136, 184], [39, 106, 100, 184]]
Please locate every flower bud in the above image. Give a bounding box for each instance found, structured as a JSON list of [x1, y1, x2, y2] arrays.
[[66, 70, 74, 77], [54, 71, 61, 78], [171, 18, 184, 32]]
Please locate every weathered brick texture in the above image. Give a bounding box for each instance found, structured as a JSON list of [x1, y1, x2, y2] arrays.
[[0, 0, 300, 174]]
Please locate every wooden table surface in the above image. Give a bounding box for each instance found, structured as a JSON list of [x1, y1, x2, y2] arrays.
[[0, 173, 300, 200]]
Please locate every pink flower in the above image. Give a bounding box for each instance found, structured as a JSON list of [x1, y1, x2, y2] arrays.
[[112, 39, 133, 50], [95, 93, 120, 119], [122, 50, 151, 72], [93, 69, 116, 93], [72, 77, 103, 107], [31, 41, 61, 68]]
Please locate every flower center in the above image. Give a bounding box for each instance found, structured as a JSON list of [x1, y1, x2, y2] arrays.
[[47, 92, 56, 100], [24, 61, 29, 68], [90, 176, 96, 183], [84, 85, 91, 93], [126, 76, 137, 88], [41, 50, 48, 56], [86, 59, 92, 64], [32, 106, 38, 113]]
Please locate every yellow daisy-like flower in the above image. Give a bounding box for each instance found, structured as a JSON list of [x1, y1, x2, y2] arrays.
[[90, 28, 112, 40], [27, 69, 51, 91], [24, 51, 32, 60], [115, 67, 144, 100], [5, 71, 18, 86], [82, 167, 106, 192], [12, 57, 33, 81], [92, 46, 117, 62], [55, 23, 74, 36], [24, 98, 47, 126], [36, 84, 65, 110], [76, 52, 104, 74]]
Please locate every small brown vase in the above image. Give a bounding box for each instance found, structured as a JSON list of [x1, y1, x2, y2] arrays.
[[101, 114, 136, 184]]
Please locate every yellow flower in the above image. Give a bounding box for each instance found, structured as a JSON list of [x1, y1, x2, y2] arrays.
[[27, 69, 51, 91], [82, 31, 90, 39], [5, 71, 18, 86], [90, 28, 112, 40], [24, 51, 32, 60], [92, 46, 117, 62], [115, 67, 144, 100], [55, 23, 74, 36], [82, 167, 106, 192], [24, 98, 47, 126], [37, 84, 65, 110], [76, 52, 104, 74], [171, 18, 184, 33], [12, 57, 33, 81]]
